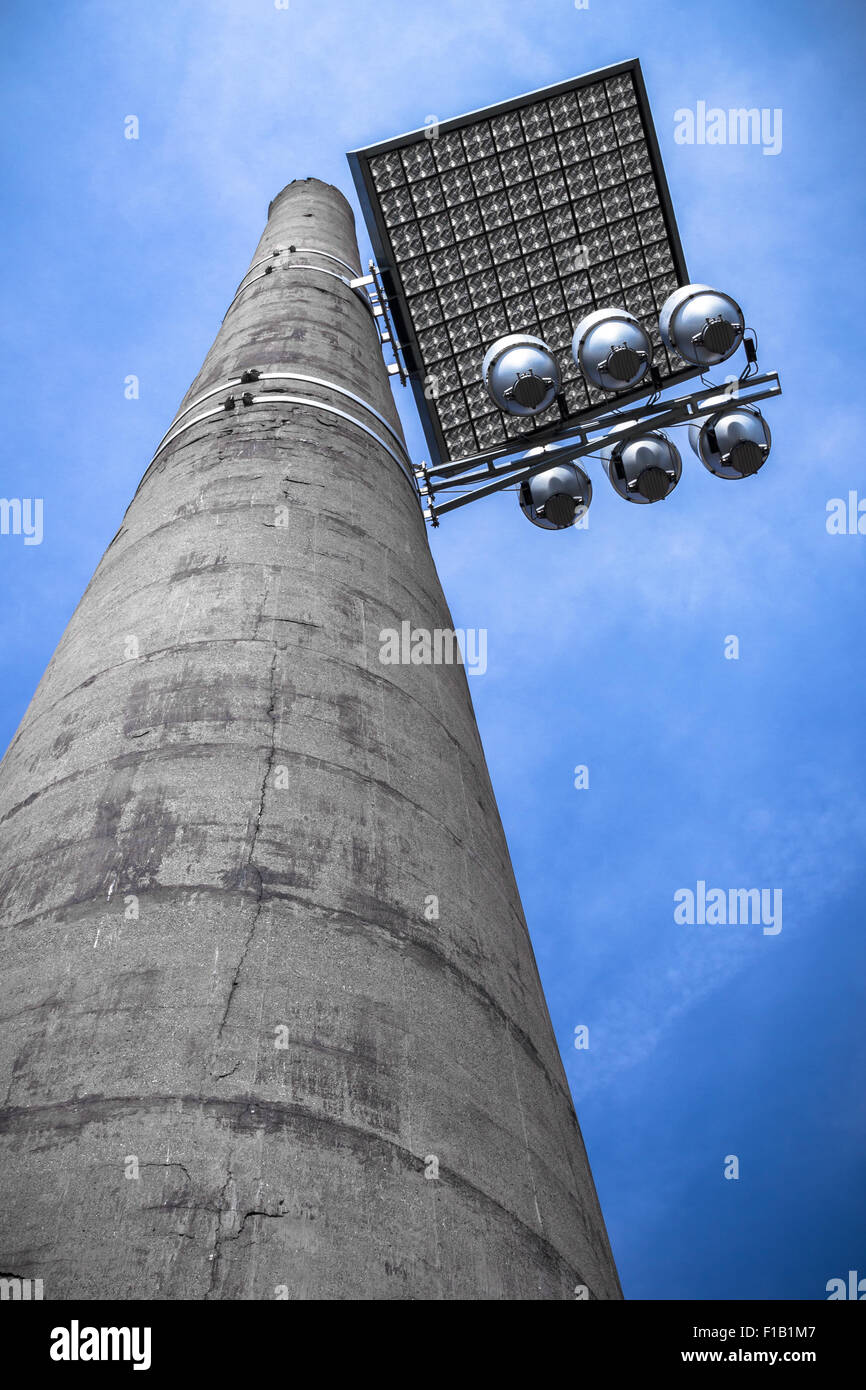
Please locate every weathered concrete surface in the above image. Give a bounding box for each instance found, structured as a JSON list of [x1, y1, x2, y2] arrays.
[[0, 178, 622, 1300]]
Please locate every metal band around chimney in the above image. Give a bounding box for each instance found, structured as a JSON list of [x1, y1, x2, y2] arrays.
[[155, 371, 407, 458], [225, 253, 371, 318], [242, 246, 363, 280], [144, 391, 418, 492]]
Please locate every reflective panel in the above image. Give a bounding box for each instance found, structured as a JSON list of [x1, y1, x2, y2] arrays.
[[348, 59, 689, 465]]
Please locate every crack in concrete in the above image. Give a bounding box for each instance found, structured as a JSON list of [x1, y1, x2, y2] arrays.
[[0, 1087, 610, 1294], [257, 616, 320, 629], [140, 1161, 191, 1181], [91, 1159, 192, 1182], [201, 1199, 291, 1292], [211, 644, 279, 1059], [0, 629, 457, 777], [233, 1206, 290, 1239], [505, 1020, 545, 1240], [205, 1169, 236, 1300]]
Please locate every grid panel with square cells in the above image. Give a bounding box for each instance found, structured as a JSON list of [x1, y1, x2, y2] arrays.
[[367, 67, 686, 461]]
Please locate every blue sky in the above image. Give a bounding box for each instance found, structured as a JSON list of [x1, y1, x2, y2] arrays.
[[1, 0, 865, 1299]]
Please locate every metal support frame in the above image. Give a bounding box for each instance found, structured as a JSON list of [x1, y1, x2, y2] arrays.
[[348, 264, 784, 528], [236, 248, 409, 384], [349, 261, 409, 386], [417, 371, 782, 524]]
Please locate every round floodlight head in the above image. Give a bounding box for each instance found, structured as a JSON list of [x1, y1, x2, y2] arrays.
[[571, 307, 653, 393], [482, 334, 561, 417], [659, 284, 745, 366], [602, 426, 682, 504], [519, 460, 593, 531], [688, 398, 772, 479]]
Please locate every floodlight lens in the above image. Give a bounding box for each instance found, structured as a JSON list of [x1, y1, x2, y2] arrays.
[[606, 343, 643, 384], [635, 467, 671, 502], [728, 439, 764, 476], [511, 374, 549, 409], [544, 493, 578, 527]]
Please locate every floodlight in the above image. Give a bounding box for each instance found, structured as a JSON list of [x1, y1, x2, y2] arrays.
[[689, 399, 771, 478], [519, 459, 592, 529], [571, 306, 652, 392], [348, 62, 782, 528], [348, 60, 691, 468], [602, 424, 681, 502], [659, 284, 744, 367], [482, 334, 560, 416]]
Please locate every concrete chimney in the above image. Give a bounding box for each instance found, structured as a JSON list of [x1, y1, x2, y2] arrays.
[[0, 178, 621, 1300]]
